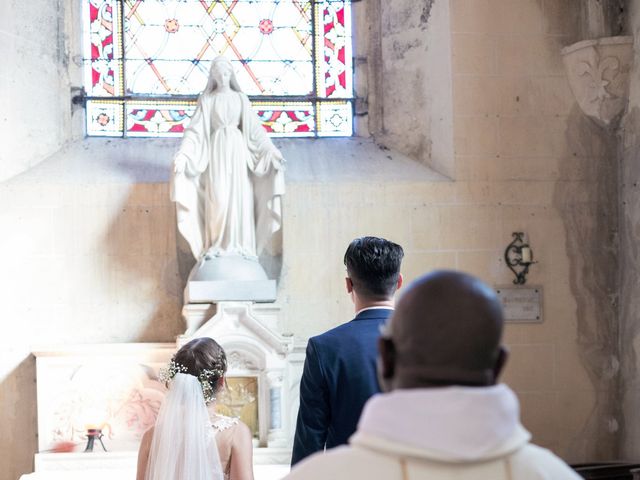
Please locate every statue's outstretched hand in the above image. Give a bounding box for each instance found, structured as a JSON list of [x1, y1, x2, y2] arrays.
[[272, 149, 286, 170], [174, 154, 187, 174]]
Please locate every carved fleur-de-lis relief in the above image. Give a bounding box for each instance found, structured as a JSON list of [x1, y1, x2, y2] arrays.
[[574, 56, 620, 103], [562, 36, 632, 127]]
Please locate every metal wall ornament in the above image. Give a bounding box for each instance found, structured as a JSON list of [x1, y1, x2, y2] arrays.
[[504, 232, 536, 285]]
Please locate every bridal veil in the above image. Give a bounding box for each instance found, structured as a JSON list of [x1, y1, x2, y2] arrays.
[[145, 373, 224, 480]]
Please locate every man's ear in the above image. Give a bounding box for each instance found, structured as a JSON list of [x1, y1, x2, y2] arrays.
[[396, 273, 403, 290], [345, 277, 353, 294], [492, 345, 509, 383], [378, 337, 396, 380]]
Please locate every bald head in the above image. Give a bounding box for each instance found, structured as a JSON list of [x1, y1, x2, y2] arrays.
[[379, 270, 505, 389]]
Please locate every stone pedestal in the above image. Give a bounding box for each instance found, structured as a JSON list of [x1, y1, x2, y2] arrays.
[[185, 254, 277, 303]]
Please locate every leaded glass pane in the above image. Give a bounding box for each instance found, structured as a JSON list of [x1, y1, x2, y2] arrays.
[[86, 100, 125, 136], [318, 101, 352, 137], [126, 102, 197, 137], [84, 0, 123, 96], [255, 102, 315, 137], [124, 101, 316, 138], [123, 0, 314, 96], [83, 0, 353, 137], [317, 1, 352, 99]]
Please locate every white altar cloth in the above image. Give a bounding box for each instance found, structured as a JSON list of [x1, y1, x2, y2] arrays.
[[20, 451, 290, 480]]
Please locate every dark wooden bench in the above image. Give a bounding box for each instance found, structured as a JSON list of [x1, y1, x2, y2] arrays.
[[571, 462, 640, 479]]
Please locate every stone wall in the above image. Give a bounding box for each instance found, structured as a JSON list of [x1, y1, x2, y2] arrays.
[[448, 0, 618, 459], [370, 0, 455, 177], [0, 0, 72, 182], [0, 142, 185, 480], [0, 0, 631, 478], [619, 0, 640, 460]]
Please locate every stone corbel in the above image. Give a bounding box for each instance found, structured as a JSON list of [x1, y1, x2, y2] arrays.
[[561, 36, 633, 127]]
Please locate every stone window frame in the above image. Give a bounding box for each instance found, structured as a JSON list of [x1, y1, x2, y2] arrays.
[[65, 0, 455, 180]]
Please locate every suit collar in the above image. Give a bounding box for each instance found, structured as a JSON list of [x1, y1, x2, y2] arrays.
[[353, 308, 394, 321]]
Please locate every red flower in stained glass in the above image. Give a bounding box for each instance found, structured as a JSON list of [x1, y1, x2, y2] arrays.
[[164, 19, 179, 33], [97, 113, 110, 126], [258, 19, 274, 35]]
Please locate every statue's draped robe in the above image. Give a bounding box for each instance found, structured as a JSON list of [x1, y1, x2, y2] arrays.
[[171, 91, 284, 259]]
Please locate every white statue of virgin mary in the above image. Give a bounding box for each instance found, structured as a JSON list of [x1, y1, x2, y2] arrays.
[[170, 57, 285, 298]]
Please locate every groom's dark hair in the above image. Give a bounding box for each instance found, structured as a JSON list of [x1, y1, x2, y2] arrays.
[[344, 236, 404, 300]]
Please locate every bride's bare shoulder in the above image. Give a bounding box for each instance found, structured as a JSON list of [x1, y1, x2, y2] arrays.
[[231, 421, 252, 443]]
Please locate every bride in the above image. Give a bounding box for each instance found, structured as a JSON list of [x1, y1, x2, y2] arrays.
[[136, 338, 254, 480]]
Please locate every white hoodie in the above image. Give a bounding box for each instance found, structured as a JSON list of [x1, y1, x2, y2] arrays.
[[285, 385, 580, 480]]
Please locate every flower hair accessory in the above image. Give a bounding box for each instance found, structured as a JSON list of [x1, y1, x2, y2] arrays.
[[159, 360, 224, 403], [158, 359, 188, 383]]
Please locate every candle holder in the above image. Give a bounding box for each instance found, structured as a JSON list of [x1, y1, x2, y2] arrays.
[[504, 232, 536, 285], [84, 428, 107, 452]]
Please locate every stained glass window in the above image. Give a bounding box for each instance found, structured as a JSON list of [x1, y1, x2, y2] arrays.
[[83, 0, 353, 138]]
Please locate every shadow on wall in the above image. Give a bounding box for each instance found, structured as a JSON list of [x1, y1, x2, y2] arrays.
[[99, 152, 282, 342], [0, 354, 37, 480], [100, 179, 186, 343], [618, 105, 640, 459], [553, 105, 619, 461], [108, 154, 173, 184]]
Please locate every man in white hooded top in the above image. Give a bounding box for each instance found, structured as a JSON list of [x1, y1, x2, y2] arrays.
[[285, 270, 581, 480]]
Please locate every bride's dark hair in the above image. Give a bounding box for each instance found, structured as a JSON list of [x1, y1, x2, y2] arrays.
[[173, 337, 227, 393]]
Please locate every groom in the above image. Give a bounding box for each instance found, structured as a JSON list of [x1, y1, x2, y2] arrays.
[[291, 236, 404, 465]]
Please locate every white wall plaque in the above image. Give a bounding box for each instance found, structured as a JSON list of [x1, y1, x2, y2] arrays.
[[496, 287, 543, 323]]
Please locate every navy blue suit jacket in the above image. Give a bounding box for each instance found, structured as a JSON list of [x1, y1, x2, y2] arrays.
[[291, 308, 392, 465]]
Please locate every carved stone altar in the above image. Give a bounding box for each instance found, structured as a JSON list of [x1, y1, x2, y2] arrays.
[[31, 305, 306, 478], [33, 344, 175, 453]]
